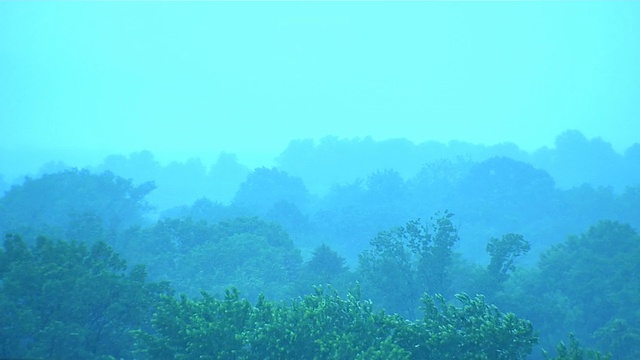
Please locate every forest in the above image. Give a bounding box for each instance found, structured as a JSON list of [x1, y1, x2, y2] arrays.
[[1, 130, 639, 359]]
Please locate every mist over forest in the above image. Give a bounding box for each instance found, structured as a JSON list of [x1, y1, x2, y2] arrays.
[[2, 1, 639, 358], [1, 129, 639, 359], [2, 129, 639, 261]]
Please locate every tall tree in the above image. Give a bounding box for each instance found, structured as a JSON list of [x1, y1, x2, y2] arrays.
[[358, 211, 459, 318], [486, 233, 530, 285], [297, 243, 352, 294]]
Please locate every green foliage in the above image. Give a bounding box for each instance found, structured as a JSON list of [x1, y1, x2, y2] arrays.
[[455, 157, 556, 224], [593, 318, 640, 359], [498, 220, 640, 359], [297, 243, 353, 294], [486, 233, 530, 284], [2, 145, 638, 360], [0, 235, 170, 359], [543, 334, 611, 360], [540, 221, 640, 344], [265, 199, 312, 237], [358, 211, 459, 317], [411, 293, 537, 359], [135, 287, 537, 360], [135, 287, 398, 359], [0, 217, 619, 360], [134, 288, 254, 359], [120, 216, 303, 301], [249, 287, 409, 359], [0, 169, 154, 240]]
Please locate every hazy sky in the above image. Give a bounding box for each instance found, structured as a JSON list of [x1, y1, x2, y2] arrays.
[[1, 1, 639, 173]]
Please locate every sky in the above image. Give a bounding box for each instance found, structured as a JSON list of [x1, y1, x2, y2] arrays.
[[1, 1, 639, 179]]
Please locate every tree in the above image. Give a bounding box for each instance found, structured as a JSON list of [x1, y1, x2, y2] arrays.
[[455, 157, 556, 223], [406, 158, 473, 217], [134, 288, 255, 359], [297, 243, 352, 294], [410, 293, 537, 360], [232, 167, 310, 215], [543, 334, 611, 360], [135, 286, 538, 360], [539, 221, 640, 358], [121, 216, 303, 301], [358, 211, 459, 318], [208, 152, 250, 204], [0, 169, 155, 241], [182, 218, 303, 301], [0, 235, 171, 359], [313, 179, 376, 262], [497, 221, 640, 359], [265, 200, 312, 237], [486, 233, 530, 285], [532, 130, 625, 191]]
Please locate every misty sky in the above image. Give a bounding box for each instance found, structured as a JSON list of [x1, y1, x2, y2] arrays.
[[1, 1, 639, 174]]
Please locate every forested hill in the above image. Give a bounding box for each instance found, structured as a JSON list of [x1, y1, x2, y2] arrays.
[[1, 130, 639, 265], [1, 129, 639, 204], [275, 130, 639, 195], [1, 129, 639, 358]]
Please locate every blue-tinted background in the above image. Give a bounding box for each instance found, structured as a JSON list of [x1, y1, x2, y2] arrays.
[[1, 1, 638, 176]]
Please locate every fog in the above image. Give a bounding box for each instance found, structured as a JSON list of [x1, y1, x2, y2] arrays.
[[1, 2, 639, 359], [2, 1, 639, 182]]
